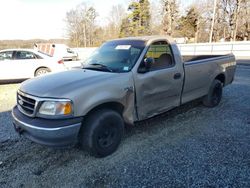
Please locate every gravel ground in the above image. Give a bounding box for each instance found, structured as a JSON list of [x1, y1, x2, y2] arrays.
[[0, 66, 250, 188]]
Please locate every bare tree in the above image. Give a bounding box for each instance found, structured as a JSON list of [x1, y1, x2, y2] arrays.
[[107, 4, 126, 39], [209, 0, 217, 42], [150, 1, 163, 35], [162, 0, 179, 36], [65, 3, 97, 47], [241, 0, 250, 40], [65, 8, 82, 47]]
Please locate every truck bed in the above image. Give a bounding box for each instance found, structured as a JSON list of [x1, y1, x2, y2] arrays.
[[182, 55, 228, 62], [181, 54, 236, 104]]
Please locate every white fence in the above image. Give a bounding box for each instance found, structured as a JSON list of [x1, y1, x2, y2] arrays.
[[73, 41, 250, 61], [178, 41, 250, 60]]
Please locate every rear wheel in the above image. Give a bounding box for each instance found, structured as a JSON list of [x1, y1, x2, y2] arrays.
[[35, 67, 50, 77], [203, 79, 223, 107], [79, 109, 124, 158]]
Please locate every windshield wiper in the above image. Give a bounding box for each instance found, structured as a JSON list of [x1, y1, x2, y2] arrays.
[[84, 63, 113, 72]]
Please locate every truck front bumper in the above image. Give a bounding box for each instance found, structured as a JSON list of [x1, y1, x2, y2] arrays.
[[12, 106, 83, 147]]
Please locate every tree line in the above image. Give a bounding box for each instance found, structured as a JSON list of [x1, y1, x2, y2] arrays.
[[66, 0, 250, 47], [0, 39, 68, 50]]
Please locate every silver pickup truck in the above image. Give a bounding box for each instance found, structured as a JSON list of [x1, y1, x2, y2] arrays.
[[12, 36, 236, 157]]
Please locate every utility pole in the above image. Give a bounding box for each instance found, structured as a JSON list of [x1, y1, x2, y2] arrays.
[[209, 0, 217, 43]]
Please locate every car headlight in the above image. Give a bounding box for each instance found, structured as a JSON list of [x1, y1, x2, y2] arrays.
[[38, 100, 73, 117]]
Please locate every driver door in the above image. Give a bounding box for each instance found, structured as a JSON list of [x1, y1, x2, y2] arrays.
[[134, 41, 184, 120]]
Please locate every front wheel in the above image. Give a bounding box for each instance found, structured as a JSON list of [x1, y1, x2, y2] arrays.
[[79, 109, 124, 158], [203, 79, 223, 107]]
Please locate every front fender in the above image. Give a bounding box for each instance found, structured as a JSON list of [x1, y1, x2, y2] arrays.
[[76, 89, 135, 124], [72, 72, 136, 124]]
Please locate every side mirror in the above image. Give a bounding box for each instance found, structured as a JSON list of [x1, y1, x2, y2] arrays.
[[144, 57, 154, 69], [138, 57, 154, 73]]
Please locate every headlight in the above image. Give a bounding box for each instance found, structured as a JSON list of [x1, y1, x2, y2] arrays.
[[38, 100, 73, 117]]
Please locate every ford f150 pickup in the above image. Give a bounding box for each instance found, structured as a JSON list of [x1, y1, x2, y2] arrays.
[[12, 36, 236, 157]]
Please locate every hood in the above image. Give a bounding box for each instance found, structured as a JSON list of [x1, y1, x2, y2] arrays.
[[20, 69, 116, 98]]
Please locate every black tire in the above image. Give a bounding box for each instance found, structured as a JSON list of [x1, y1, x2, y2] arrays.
[[35, 67, 50, 77], [203, 79, 223, 107], [79, 109, 124, 158]]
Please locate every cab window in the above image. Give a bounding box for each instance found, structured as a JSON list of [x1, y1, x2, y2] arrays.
[[144, 41, 175, 71]]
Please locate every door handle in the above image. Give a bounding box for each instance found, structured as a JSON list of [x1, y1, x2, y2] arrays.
[[124, 86, 134, 92], [173, 73, 182, 79]]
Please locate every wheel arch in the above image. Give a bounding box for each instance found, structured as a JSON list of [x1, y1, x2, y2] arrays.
[[85, 101, 125, 117], [215, 73, 225, 86]]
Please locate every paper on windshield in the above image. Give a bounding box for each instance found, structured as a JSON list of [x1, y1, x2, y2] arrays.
[[123, 66, 129, 71], [115, 45, 131, 50]]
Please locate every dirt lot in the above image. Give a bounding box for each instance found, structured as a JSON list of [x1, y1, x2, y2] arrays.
[[0, 66, 250, 188]]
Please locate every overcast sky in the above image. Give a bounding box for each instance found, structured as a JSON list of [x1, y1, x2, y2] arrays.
[[0, 0, 195, 40]]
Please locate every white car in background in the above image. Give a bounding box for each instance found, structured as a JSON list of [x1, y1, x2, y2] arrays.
[[0, 49, 67, 81]]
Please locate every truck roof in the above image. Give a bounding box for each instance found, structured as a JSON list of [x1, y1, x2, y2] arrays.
[[110, 35, 175, 44]]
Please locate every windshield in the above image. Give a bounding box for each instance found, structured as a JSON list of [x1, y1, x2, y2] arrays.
[[83, 40, 145, 73]]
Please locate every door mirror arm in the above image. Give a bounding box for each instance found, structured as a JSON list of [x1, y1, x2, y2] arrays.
[[138, 57, 154, 73]]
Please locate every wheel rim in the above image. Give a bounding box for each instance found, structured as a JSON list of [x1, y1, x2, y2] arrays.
[[97, 124, 117, 148], [212, 84, 222, 105], [36, 69, 48, 76]]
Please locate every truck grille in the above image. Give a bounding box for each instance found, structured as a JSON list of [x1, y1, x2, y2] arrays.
[[17, 91, 37, 117]]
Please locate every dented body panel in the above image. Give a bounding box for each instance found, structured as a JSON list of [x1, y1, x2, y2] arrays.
[[19, 69, 136, 124]]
